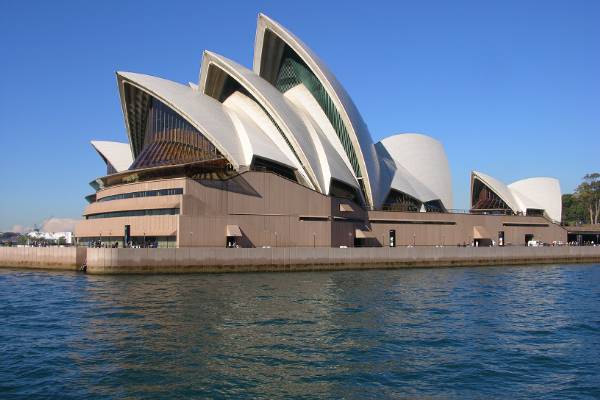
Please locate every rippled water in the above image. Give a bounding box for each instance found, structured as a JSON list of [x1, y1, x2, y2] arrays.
[[1, 264, 599, 399]]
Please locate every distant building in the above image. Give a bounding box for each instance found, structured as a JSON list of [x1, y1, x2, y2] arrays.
[[27, 231, 73, 245], [75, 14, 565, 248]]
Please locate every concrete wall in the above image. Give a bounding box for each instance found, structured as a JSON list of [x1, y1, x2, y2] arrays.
[[367, 211, 567, 247], [75, 171, 567, 248], [85, 246, 600, 274], [0, 247, 86, 270]]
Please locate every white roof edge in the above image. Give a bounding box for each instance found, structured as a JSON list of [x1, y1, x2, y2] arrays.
[[90, 140, 133, 172], [379, 133, 453, 209], [471, 171, 520, 212], [471, 171, 562, 222], [116, 71, 245, 171], [252, 13, 380, 207], [198, 50, 323, 193]]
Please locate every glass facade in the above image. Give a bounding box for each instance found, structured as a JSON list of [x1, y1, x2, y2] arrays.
[[273, 46, 362, 181], [251, 157, 297, 182], [98, 188, 183, 203], [128, 97, 223, 170], [329, 179, 362, 205], [123, 82, 226, 170], [382, 190, 421, 212], [85, 208, 180, 220], [471, 178, 512, 212], [124, 83, 152, 158], [424, 200, 445, 213]]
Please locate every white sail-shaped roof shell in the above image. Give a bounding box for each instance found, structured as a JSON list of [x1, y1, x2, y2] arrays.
[[90, 140, 133, 172], [471, 171, 521, 212], [284, 84, 360, 194], [471, 171, 562, 222], [199, 51, 324, 191], [379, 133, 453, 209], [222, 92, 297, 169], [253, 13, 387, 207], [509, 177, 562, 223], [117, 71, 245, 170]]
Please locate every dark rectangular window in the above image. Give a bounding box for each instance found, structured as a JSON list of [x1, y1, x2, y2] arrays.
[[97, 188, 183, 202], [86, 208, 180, 220], [370, 219, 456, 225]]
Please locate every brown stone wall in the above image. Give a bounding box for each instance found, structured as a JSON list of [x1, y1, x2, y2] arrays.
[[75, 216, 178, 239], [366, 211, 567, 247], [76, 171, 567, 248]]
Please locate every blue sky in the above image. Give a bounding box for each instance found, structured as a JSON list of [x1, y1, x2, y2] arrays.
[[0, 0, 598, 231]]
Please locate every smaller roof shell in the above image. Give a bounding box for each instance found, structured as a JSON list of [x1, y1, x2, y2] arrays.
[[379, 133, 453, 209], [509, 177, 562, 223], [471, 171, 562, 222], [471, 171, 521, 212], [90, 141, 133, 173]]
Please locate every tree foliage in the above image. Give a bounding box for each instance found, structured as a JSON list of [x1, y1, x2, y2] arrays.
[[563, 173, 600, 225]]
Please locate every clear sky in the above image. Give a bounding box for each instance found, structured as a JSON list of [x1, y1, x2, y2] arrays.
[[0, 0, 598, 232]]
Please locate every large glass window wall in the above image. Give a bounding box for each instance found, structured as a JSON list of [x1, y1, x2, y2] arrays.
[[125, 83, 225, 170], [471, 178, 512, 212]]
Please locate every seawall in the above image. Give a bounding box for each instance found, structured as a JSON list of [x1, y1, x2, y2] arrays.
[[0, 247, 86, 271], [84, 246, 600, 274], [1, 246, 599, 274]]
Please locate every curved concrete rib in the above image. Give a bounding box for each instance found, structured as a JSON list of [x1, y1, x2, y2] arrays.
[[379, 133, 453, 209], [198, 50, 323, 192], [253, 13, 386, 207], [117, 71, 245, 170]]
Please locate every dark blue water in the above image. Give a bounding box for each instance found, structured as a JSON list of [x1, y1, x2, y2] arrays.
[[1, 264, 599, 399]]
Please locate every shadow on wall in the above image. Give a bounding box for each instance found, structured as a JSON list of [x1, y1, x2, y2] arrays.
[[197, 174, 262, 197]]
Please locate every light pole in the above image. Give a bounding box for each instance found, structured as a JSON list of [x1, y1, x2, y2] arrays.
[[100, 232, 102, 248], [143, 232, 146, 248], [313, 232, 316, 248], [274, 232, 278, 248], [109, 231, 112, 248]]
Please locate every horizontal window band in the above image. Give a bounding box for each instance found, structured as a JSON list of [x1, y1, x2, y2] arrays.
[[85, 208, 180, 219], [502, 223, 549, 227], [369, 219, 456, 225]]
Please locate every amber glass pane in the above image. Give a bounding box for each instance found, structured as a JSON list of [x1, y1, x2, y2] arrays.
[[130, 98, 223, 170]]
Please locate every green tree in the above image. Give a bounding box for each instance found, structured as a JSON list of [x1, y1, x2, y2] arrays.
[[562, 193, 586, 225], [575, 173, 600, 225]]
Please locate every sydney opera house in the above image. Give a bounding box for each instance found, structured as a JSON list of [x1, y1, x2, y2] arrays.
[[75, 14, 566, 248]]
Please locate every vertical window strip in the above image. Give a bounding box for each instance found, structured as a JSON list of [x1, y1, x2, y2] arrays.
[[274, 57, 362, 179]]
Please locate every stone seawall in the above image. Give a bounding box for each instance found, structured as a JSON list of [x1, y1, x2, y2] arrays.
[[85, 246, 600, 274], [0, 247, 86, 271], [1, 246, 599, 274]]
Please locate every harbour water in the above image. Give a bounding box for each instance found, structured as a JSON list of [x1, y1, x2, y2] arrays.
[[1, 264, 599, 399]]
